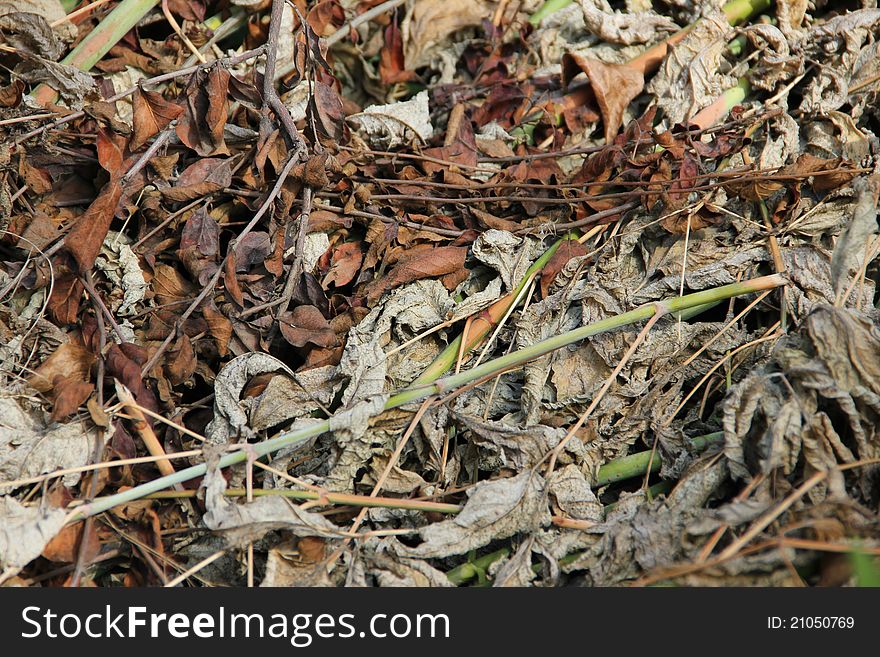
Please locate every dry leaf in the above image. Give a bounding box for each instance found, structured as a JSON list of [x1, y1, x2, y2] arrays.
[[562, 54, 644, 144], [131, 86, 184, 151], [278, 305, 338, 348]]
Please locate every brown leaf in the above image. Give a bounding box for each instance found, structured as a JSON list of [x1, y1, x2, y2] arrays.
[[87, 397, 112, 429], [278, 305, 338, 348], [18, 158, 52, 194], [299, 153, 330, 189], [561, 54, 644, 144], [180, 207, 220, 257], [47, 271, 83, 325], [96, 126, 125, 178], [666, 152, 699, 210], [165, 335, 196, 386], [224, 252, 244, 306], [162, 158, 233, 203], [235, 232, 272, 271], [42, 521, 99, 564], [265, 229, 286, 277], [471, 207, 521, 232], [202, 301, 232, 356], [29, 343, 96, 393], [660, 210, 713, 234], [176, 67, 230, 156], [152, 263, 194, 306], [131, 87, 184, 151], [50, 376, 94, 421], [302, 345, 343, 369], [540, 241, 590, 298], [307, 0, 345, 36], [297, 536, 327, 563], [367, 245, 467, 302], [106, 343, 159, 414], [228, 73, 263, 110], [380, 21, 416, 85], [781, 154, 857, 193], [310, 80, 344, 141], [423, 103, 477, 173], [472, 83, 528, 129], [63, 180, 123, 272], [322, 241, 363, 288], [19, 210, 63, 251], [165, 0, 206, 21], [0, 79, 24, 107]]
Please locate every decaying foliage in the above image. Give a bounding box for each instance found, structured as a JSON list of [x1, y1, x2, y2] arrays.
[[0, 0, 878, 587]]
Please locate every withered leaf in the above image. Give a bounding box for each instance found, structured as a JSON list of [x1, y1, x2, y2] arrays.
[[46, 271, 83, 325], [322, 241, 363, 289], [106, 343, 159, 414], [0, 12, 63, 60], [278, 305, 338, 348], [180, 207, 220, 257], [561, 54, 644, 144], [310, 80, 344, 141], [202, 300, 232, 356], [367, 245, 467, 302], [165, 335, 196, 386], [131, 86, 184, 151], [176, 66, 230, 156], [165, 0, 205, 22], [28, 343, 95, 394], [96, 126, 125, 179], [0, 79, 24, 107], [235, 232, 272, 272], [540, 240, 590, 298], [224, 252, 244, 306], [18, 157, 52, 194], [379, 21, 416, 85], [293, 153, 330, 189], [41, 521, 98, 564], [162, 158, 233, 203], [151, 263, 193, 306], [781, 154, 857, 193], [49, 376, 94, 422], [63, 180, 122, 272]]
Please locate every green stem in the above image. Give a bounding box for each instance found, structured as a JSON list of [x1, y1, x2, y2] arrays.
[[412, 234, 576, 385], [70, 273, 784, 522], [446, 548, 511, 585], [529, 0, 573, 25], [34, 0, 160, 105], [594, 432, 722, 487], [530, 0, 771, 28]]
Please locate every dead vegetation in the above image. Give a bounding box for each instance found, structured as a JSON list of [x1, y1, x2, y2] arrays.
[[0, 0, 879, 587]]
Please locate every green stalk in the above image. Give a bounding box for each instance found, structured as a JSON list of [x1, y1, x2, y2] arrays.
[[529, 0, 572, 25], [594, 432, 722, 487], [70, 273, 784, 522], [446, 548, 511, 585], [422, 2, 771, 387], [61, 0, 80, 12], [531, 0, 771, 28], [412, 233, 576, 386], [394, 274, 784, 407], [689, 77, 751, 131], [34, 0, 160, 106]]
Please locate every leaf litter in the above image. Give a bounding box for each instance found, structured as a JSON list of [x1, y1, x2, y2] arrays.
[[0, 0, 879, 587]]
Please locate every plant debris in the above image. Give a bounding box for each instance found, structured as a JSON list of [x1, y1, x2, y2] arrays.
[[0, 0, 879, 588]]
